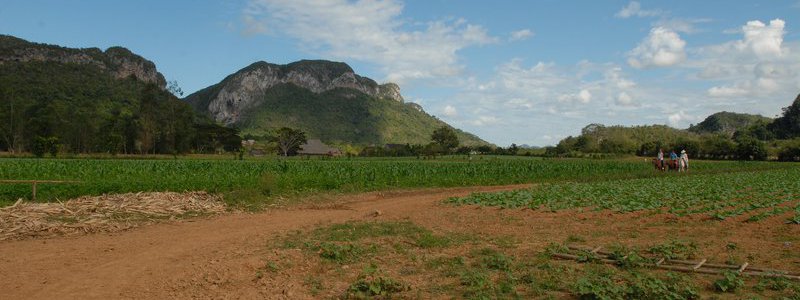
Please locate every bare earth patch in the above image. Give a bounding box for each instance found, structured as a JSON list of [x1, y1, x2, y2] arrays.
[[0, 192, 225, 241], [0, 184, 798, 299]]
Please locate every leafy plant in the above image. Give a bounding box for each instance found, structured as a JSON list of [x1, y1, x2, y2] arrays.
[[607, 245, 645, 269], [317, 242, 367, 263], [648, 240, 698, 260], [713, 271, 744, 292], [345, 265, 408, 299]]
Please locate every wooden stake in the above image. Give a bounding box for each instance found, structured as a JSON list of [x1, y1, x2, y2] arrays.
[[693, 259, 707, 270], [738, 262, 749, 273]]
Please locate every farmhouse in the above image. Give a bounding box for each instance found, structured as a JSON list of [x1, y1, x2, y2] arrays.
[[298, 139, 342, 156]]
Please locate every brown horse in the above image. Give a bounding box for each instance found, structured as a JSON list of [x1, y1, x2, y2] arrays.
[[652, 158, 679, 171], [652, 158, 664, 171]]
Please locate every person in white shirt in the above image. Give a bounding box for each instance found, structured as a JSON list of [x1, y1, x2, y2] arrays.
[[679, 149, 689, 172]]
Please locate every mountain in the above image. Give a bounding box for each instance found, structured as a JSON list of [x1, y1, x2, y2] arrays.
[[688, 111, 772, 136], [185, 60, 489, 146], [0, 35, 205, 154], [0, 35, 166, 88]]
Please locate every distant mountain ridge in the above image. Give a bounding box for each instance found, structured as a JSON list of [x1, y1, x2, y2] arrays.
[[186, 60, 403, 125], [0, 35, 202, 154], [689, 111, 772, 136], [0, 35, 166, 88], [185, 60, 490, 146]]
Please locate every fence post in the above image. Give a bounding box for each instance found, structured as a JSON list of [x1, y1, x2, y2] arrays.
[[32, 180, 37, 201]]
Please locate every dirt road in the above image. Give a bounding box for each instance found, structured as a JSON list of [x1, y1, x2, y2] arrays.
[[0, 185, 527, 299]]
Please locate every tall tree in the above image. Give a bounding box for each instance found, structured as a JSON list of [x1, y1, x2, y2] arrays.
[[769, 94, 800, 139], [275, 127, 307, 156], [431, 126, 459, 152]]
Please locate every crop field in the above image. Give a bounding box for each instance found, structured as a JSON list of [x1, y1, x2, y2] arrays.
[[448, 167, 800, 223], [2, 157, 799, 299], [0, 157, 792, 206]]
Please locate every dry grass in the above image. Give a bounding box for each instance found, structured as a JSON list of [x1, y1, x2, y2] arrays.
[[0, 192, 226, 241]]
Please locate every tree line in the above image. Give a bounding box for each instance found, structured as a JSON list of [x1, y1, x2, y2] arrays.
[[546, 94, 800, 161], [0, 62, 241, 156]]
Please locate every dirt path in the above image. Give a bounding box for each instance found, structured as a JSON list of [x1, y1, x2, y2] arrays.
[[0, 185, 527, 300]]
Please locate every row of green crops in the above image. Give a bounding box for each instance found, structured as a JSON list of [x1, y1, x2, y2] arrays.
[[0, 157, 794, 205], [447, 167, 800, 223]]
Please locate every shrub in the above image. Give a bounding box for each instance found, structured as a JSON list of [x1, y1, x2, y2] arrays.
[[345, 269, 407, 299], [713, 270, 744, 292]]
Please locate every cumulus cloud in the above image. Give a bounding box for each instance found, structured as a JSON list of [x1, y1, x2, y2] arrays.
[[442, 105, 458, 117], [616, 92, 634, 106], [615, 1, 663, 18], [627, 27, 686, 68], [559, 89, 592, 104], [668, 110, 697, 127], [738, 19, 786, 58], [243, 0, 497, 83], [446, 59, 664, 145], [697, 19, 797, 99], [509, 29, 534, 41]]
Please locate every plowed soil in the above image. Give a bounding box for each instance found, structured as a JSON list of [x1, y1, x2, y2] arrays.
[[1, 184, 798, 299]]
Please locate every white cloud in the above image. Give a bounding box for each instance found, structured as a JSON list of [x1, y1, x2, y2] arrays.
[[243, 0, 497, 84], [668, 110, 697, 127], [442, 105, 458, 117], [241, 14, 268, 35], [616, 92, 634, 106], [696, 19, 798, 100], [615, 1, 664, 18], [560, 89, 592, 104], [605, 67, 636, 89], [738, 19, 786, 58], [707, 85, 749, 98], [470, 115, 500, 126], [628, 27, 686, 68], [653, 18, 712, 34], [509, 29, 534, 41]]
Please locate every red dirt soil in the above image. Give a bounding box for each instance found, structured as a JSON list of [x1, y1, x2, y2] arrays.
[[1, 184, 798, 299], [0, 185, 525, 299]]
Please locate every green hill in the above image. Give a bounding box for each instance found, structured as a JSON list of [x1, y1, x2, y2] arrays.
[[688, 111, 772, 136], [0, 35, 209, 154], [185, 60, 489, 147]]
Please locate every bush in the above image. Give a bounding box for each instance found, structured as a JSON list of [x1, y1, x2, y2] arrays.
[[713, 270, 744, 292], [573, 268, 699, 300], [345, 266, 408, 299], [648, 240, 698, 260], [736, 137, 768, 160], [777, 139, 800, 161]]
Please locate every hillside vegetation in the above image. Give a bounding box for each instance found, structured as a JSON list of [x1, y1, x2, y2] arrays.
[[688, 112, 772, 136], [237, 84, 485, 146], [0, 35, 238, 155], [185, 60, 489, 147], [550, 94, 800, 161]]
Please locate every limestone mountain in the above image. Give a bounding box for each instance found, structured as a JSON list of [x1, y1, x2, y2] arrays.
[[688, 111, 773, 136], [185, 60, 489, 146], [0, 35, 212, 154], [0, 35, 166, 88]]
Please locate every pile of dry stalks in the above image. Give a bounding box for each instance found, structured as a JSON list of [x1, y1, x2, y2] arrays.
[[0, 192, 226, 241]]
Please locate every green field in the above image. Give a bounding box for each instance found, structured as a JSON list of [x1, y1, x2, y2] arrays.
[[0, 156, 795, 208], [448, 167, 800, 223]]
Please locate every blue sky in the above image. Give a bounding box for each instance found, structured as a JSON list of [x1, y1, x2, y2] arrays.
[[2, 1, 800, 146]]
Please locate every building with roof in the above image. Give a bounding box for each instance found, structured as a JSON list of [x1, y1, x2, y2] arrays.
[[298, 139, 342, 156]]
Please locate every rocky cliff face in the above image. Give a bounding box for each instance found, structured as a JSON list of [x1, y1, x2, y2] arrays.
[[0, 35, 166, 88], [186, 60, 404, 125]]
